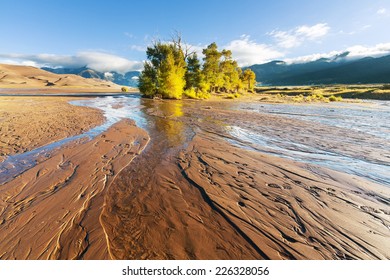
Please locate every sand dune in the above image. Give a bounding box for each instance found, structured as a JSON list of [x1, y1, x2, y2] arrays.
[[0, 64, 121, 91]]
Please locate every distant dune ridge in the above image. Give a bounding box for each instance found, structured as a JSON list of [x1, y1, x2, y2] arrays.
[[0, 64, 121, 91], [42, 66, 140, 88]]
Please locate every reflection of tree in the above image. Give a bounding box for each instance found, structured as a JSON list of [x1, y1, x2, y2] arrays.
[[158, 101, 184, 118], [141, 99, 186, 148]]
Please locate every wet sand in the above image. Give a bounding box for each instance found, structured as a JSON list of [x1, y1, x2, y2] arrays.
[[0, 96, 389, 259], [178, 133, 389, 259], [0, 96, 104, 162], [101, 99, 389, 260], [0, 119, 148, 259]]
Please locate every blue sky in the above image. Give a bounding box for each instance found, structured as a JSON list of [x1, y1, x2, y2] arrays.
[[1, 0, 390, 72]]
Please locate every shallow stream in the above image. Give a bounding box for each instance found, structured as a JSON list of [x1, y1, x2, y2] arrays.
[[0, 95, 389, 187]]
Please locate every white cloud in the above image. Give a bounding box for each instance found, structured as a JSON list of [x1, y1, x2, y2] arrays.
[[0, 52, 143, 73], [285, 42, 390, 64], [76, 52, 142, 73], [269, 31, 301, 48], [129, 45, 146, 52], [377, 8, 387, 14], [285, 51, 341, 64], [346, 43, 390, 58], [296, 23, 330, 39], [270, 23, 330, 49], [223, 35, 284, 66], [185, 44, 206, 60], [104, 72, 114, 80]]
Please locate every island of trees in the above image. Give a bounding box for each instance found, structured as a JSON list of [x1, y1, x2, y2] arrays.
[[138, 38, 256, 99]]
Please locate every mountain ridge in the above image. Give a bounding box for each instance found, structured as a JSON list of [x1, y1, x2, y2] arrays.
[[246, 54, 390, 85], [42, 66, 140, 88], [40, 53, 390, 87]]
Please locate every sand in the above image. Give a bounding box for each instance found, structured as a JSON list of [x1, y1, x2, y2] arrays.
[[0, 95, 389, 260], [0, 119, 149, 259], [0, 96, 104, 162], [99, 100, 389, 260], [0, 64, 121, 91], [178, 132, 390, 259]]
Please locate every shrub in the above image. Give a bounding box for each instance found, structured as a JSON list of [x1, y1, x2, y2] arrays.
[[183, 88, 197, 99], [292, 94, 304, 102], [198, 91, 211, 99], [183, 88, 210, 99], [121, 86, 129, 92]]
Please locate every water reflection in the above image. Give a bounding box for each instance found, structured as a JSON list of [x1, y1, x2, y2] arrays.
[[141, 99, 189, 148]]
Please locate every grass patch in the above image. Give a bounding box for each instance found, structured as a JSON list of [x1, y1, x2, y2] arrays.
[[255, 84, 390, 101]]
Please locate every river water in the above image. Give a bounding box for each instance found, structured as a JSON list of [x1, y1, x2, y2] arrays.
[[0, 95, 389, 187], [227, 100, 390, 186]]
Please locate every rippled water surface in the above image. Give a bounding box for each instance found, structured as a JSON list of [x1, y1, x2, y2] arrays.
[[227, 100, 390, 186], [234, 100, 390, 140]]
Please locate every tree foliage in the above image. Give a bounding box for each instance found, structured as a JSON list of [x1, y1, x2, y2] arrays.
[[139, 36, 256, 99], [241, 69, 256, 92]]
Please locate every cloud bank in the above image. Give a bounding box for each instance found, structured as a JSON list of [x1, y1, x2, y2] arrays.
[[0, 52, 143, 73], [223, 35, 284, 66], [1, 30, 389, 72], [285, 42, 390, 64], [377, 8, 387, 15]]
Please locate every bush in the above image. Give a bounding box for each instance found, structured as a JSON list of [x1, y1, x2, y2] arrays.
[[329, 95, 343, 102], [183, 88, 197, 99], [121, 86, 129, 92], [183, 88, 210, 99], [292, 94, 304, 102]]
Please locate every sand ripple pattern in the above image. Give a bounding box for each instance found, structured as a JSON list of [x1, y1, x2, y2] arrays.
[[0, 120, 148, 259], [178, 133, 390, 259]]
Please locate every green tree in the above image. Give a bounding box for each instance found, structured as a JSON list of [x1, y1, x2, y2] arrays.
[[139, 41, 186, 99], [158, 48, 186, 99], [138, 61, 157, 97], [183, 53, 210, 99], [241, 69, 256, 92], [219, 50, 242, 92], [202, 42, 222, 92], [139, 35, 250, 99], [185, 53, 202, 89]]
